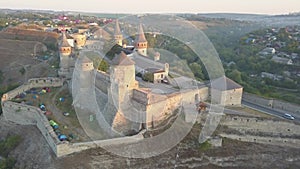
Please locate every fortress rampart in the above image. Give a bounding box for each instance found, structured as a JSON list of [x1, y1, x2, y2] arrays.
[[1, 77, 144, 157], [243, 92, 300, 114], [218, 115, 300, 148], [1, 77, 63, 102]]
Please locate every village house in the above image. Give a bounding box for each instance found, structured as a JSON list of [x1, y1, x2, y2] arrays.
[[259, 47, 276, 56], [261, 72, 283, 81], [271, 55, 293, 65]]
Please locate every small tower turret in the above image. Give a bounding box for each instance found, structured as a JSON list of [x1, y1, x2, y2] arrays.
[[59, 32, 72, 56], [58, 32, 72, 78], [135, 24, 148, 56], [114, 20, 123, 46]]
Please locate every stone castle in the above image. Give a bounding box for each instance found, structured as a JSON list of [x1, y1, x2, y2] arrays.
[[70, 20, 243, 135], [0, 19, 248, 157]]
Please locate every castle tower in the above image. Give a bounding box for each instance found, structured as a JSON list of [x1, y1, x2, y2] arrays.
[[135, 24, 148, 56], [79, 56, 94, 88], [109, 51, 138, 108], [114, 20, 123, 46], [58, 32, 72, 77], [107, 51, 139, 133], [72, 56, 95, 110], [59, 32, 72, 56]]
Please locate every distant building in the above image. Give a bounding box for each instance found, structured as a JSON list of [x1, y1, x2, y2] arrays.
[[144, 64, 169, 84], [261, 72, 283, 81], [259, 47, 276, 56], [72, 33, 86, 49], [271, 55, 293, 65]]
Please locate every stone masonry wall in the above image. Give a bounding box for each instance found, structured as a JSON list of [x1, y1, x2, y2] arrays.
[[221, 116, 300, 136], [2, 101, 60, 154], [95, 70, 110, 93], [1, 77, 145, 157], [147, 87, 209, 127], [1, 77, 63, 102], [56, 132, 144, 157], [219, 115, 300, 148], [220, 133, 300, 148], [243, 92, 300, 114]]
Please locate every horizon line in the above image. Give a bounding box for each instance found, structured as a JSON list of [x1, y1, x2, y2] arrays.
[[1, 8, 299, 16]]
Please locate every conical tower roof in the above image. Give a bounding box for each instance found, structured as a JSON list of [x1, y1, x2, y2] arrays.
[[60, 32, 71, 47], [135, 23, 147, 43], [112, 51, 135, 66], [114, 20, 122, 35], [81, 56, 93, 64]]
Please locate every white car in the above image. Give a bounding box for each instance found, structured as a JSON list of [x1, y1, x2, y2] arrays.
[[63, 112, 70, 116], [283, 113, 295, 120]]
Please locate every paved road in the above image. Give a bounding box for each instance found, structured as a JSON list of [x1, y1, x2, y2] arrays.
[[242, 100, 300, 123]]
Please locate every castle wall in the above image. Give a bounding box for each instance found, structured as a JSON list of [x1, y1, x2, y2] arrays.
[[146, 87, 209, 127], [220, 133, 300, 148], [218, 115, 300, 148], [220, 116, 300, 136], [2, 101, 60, 155], [56, 131, 144, 157], [1, 78, 63, 102], [148, 94, 181, 127], [95, 70, 110, 94], [1, 78, 63, 155], [1, 77, 146, 157], [132, 89, 149, 105], [2, 101, 145, 157], [243, 92, 300, 114], [211, 88, 243, 106]]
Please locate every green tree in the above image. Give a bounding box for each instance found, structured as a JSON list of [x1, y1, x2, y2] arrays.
[[189, 63, 204, 80], [0, 157, 16, 169], [227, 69, 242, 83], [142, 73, 154, 83], [19, 68, 25, 75], [98, 60, 109, 72]]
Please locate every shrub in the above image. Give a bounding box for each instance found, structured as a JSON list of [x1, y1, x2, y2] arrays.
[[199, 140, 212, 151]]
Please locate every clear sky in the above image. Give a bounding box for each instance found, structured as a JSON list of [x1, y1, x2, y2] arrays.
[[0, 0, 300, 15]]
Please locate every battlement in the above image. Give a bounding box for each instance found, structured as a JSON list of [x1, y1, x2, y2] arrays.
[[1, 77, 63, 102]]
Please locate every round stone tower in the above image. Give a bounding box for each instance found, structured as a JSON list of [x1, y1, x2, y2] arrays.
[[58, 32, 72, 78]]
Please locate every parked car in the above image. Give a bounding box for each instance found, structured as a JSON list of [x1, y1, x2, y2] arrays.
[[63, 112, 70, 116], [49, 120, 59, 129], [283, 113, 295, 120], [58, 134, 68, 141]]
